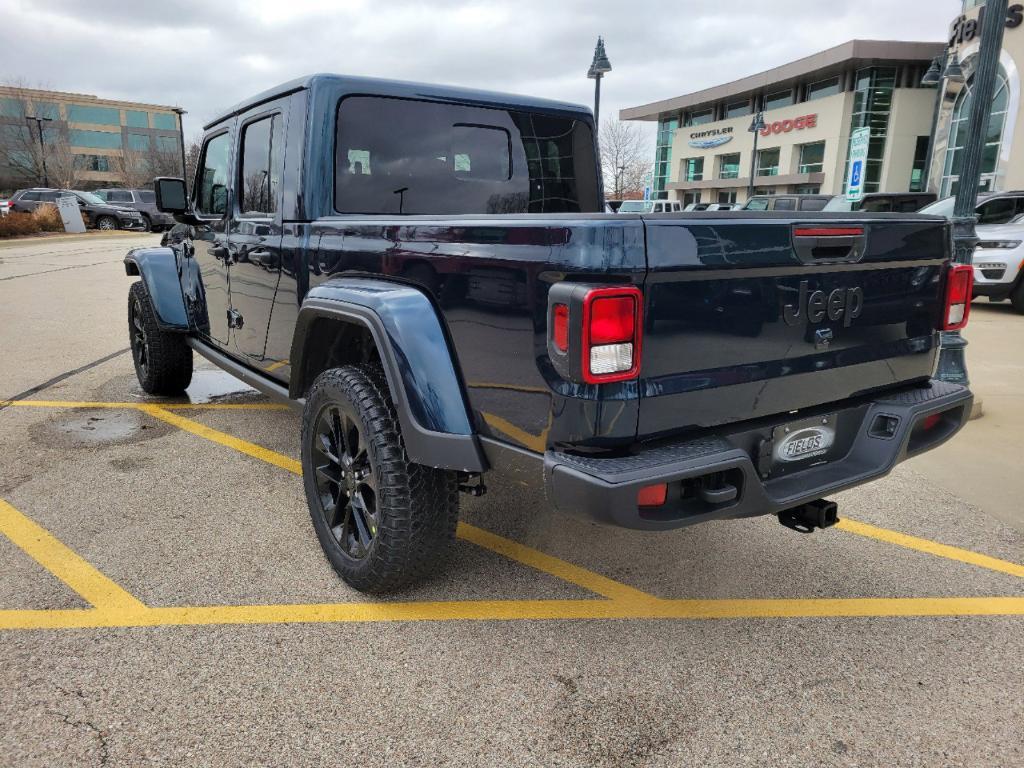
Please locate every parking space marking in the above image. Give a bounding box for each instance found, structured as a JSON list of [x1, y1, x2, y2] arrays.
[[2, 597, 1023, 631], [0, 400, 288, 411], [0, 499, 145, 613], [2, 398, 1023, 632], [836, 518, 1024, 579], [482, 412, 548, 453]]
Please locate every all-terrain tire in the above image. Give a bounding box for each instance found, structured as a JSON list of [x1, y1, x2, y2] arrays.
[[128, 281, 193, 395], [301, 364, 459, 593]]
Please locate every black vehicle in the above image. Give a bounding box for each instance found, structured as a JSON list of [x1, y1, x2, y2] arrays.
[[125, 74, 973, 593], [94, 188, 175, 231], [823, 192, 938, 213], [743, 194, 832, 212], [9, 188, 146, 230]]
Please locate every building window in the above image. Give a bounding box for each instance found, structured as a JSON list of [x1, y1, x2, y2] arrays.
[[686, 108, 714, 127], [798, 142, 825, 174], [126, 110, 148, 128], [67, 104, 120, 125], [683, 157, 704, 182], [718, 153, 741, 179], [756, 148, 780, 177], [725, 99, 751, 119], [653, 115, 679, 198], [0, 97, 24, 118], [765, 89, 794, 111], [73, 154, 111, 172], [759, 187, 777, 196], [718, 190, 738, 205], [31, 102, 60, 120], [962, 0, 985, 8], [155, 135, 179, 153], [909, 136, 930, 192], [127, 133, 150, 151], [941, 66, 1009, 196], [843, 67, 897, 194], [69, 129, 122, 149], [682, 191, 702, 206], [806, 77, 841, 102], [152, 113, 178, 130], [794, 184, 821, 195]]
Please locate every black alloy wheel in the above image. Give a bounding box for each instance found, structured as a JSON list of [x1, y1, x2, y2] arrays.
[[312, 402, 379, 560], [129, 293, 150, 380], [96, 215, 117, 230]]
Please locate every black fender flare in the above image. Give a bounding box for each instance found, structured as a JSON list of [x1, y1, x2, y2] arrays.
[[123, 247, 190, 331], [290, 278, 486, 474]]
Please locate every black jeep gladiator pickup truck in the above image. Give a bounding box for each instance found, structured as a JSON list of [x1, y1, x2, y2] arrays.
[[126, 74, 974, 592]]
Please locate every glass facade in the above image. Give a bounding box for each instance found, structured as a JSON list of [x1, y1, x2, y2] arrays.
[[652, 116, 678, 199], [941, 68, 1009, 196], [718, 153, 741, 179], [686, 108, 714, 126], [32, 102, 60, 120], [156, 135, 179, 153], [152, 112, 177, 130], [74, 154, 111, 172], [67, 104, 120, 125], [806, 77, 841, 101], [765, 90, 794, 111], [126, 110, 149, 128], [683, 157, 704, 182], [756, 148, 780, 176], [0, 97, 24, 118], [909, 136, 930, 192], [725, 99, 751, 119], [798, 142, 825, 174], [127, 133, 150, 151], [69, 129, 122, 149], [843, 67, 896, 194]]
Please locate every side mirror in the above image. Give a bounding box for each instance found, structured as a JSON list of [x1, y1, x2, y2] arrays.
[[154, 177, 188, 214]]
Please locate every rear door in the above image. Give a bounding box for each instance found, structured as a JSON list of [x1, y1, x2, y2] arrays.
[[639, 215, 949, 438], [227, 103, 287, 362]]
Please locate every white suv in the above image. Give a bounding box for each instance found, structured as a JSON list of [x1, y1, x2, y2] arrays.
[[974, 213, 1024, 313]]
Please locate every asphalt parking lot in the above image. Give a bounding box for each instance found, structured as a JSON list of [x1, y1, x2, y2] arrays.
[[1, 233, 1022, 767]]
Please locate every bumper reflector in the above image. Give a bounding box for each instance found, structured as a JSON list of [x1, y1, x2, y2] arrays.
[[637, 483, 668, 507]]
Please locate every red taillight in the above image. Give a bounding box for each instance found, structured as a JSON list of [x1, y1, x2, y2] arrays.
[[921, 413, 942, 431], [552, 304, 569, 352], [637, 483, 667, 507], [942, 264, 973, 331], [581, 287, 643, 384]]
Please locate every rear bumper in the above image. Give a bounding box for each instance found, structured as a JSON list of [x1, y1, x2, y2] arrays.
[[973, 283, 1015, 300], [545, 379, 972, 531], [119, 218, 148, 231]]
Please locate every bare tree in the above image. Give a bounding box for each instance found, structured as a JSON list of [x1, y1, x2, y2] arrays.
[[0, 82, 81, 190], [183, 133, 202, 186], [111, 142, 182, 189], [599, 118, 653, 199]]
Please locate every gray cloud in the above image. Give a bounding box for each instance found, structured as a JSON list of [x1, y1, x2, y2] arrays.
[[1, 0, 960, 140]]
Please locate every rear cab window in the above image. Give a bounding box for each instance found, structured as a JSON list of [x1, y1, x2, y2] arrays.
[[772, 198, 796, 211], [333, 96, 599, 215]]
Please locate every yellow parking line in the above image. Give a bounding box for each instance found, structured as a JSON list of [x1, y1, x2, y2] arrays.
[[264, 359, 289, 372], [482, 412, 548, 453], [0, 499, 146, 613], [2, 596, 1023, 631], [836, 518, 1024, 580], [468, 381, 549, 395], [140, 405, 302, 474], [0, 400, 286, 411]]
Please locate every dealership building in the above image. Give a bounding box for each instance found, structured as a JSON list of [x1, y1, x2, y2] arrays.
[[622, 2, 1024, 206], [0, 85, 183, 189]]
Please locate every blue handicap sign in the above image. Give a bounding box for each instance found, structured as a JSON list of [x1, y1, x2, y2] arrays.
[[851, 160, 863, 187]]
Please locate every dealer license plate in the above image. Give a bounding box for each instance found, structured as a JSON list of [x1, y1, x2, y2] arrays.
[[772, 415, 836, 467]]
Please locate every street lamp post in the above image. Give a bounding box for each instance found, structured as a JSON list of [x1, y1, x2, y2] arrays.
[[25, 115, 54, 187], [172, 107, 189, 193], [747, 103, 766, 200], [587, 37, 612, 132], [936, 0, 1009, 385], [919, 51, 949, 192]]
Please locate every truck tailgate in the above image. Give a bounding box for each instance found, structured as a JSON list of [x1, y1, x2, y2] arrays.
[[639, 214, 949, 439]]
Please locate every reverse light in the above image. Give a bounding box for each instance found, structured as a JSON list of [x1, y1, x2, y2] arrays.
[[942, 264, 974, 331], [581, 287, 643, 384]]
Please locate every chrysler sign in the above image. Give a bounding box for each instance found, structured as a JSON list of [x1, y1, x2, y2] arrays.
[[688, 126, 734, 149]]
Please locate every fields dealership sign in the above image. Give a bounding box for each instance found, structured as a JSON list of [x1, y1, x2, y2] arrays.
[[949, 4, 1023, 47]]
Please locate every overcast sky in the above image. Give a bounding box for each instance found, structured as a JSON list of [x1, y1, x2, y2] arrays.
[[1, 0, 960, 142]]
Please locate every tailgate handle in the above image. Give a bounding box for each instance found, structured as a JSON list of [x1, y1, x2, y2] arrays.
[[792, 226, 865, 263]]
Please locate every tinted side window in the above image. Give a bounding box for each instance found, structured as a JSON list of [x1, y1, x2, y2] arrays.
[[108, 190, 133, 203], [334, 96, 599, 215], [799, 198, 829, 211], [196, 133, 231, 216], [861, 199, 893, 212], [239, 114, 282, 216], [138, 191, 156, 204], [978, 198, 1017, 225], [40, 191, 59, 202], [772, 198, 796, 211], [746, 199, 769, 211], [21, 191, 40, 201]]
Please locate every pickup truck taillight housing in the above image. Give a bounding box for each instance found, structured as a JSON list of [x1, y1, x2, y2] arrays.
[[547, 284, 643, 384], [942, 264, 974, 331]]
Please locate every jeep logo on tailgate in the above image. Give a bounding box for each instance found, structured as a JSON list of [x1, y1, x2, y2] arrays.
[[783, 281, 864, 327]]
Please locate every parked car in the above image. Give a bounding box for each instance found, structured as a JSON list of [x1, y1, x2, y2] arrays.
[[127, 73, 972, 592], [617, 200, 683, 213], [9, 188, 146, 230], [94, 188, 174, 231], [706, 203, 738, 211], [972, 213, 1024, 312], [823, 192, 937, 213], [919, 190, 1024, 225], [0, 198, 10, 216], [683, 202, 710, 211], [743, 194, 831, 212]]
